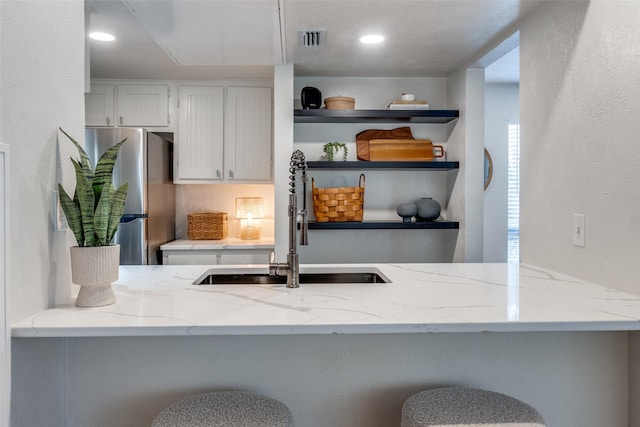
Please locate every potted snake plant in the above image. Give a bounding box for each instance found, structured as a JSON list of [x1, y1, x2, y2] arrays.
[[58, 128, 128, 307]]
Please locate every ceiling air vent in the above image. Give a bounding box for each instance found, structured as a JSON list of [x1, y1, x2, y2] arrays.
[[299, 30, 326, 47]]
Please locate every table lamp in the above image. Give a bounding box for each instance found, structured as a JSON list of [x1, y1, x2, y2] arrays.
[[236, 197, 264, 240]]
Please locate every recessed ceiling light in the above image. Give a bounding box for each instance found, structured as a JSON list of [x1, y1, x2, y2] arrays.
[[359, 34, 384, 44], [89, 32, 115, 42]]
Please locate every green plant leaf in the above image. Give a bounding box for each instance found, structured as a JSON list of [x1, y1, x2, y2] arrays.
[[93, 138, 126, 206], [59, 127, 93, 181], [58, 130, 128, 247], [71, 158, 96, 247], [93, 182, 111, 245], [107, 182, 128, 243], [58, 183, 84, 246]]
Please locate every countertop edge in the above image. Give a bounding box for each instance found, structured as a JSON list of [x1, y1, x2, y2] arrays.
[[12, 321, 640, 338]]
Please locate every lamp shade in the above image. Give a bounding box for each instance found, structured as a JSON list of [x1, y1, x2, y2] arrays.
[[236, 197, 264, 240], [235, 197, 264, 219]]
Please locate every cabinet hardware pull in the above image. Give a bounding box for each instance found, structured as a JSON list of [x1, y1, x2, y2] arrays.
[[229, 170, 234, 179], [106, 117, 111, 126], [119, 116, 123, 126], [216, 170, 221, 178]]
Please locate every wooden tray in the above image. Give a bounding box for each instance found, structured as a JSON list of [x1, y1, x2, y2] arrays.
[[369, 139, 444, 161]]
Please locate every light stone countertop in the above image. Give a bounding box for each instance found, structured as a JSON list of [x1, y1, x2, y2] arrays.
[[161, 238, 275, 250], [11, 263, 640, 338]]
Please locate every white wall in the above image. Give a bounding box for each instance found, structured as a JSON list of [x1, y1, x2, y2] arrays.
[[520, 0, 640, 291], [484, 83, 519, 262], [12, 332, 629, 427], [1, 1, 85, 319], [519, 1, 640, 424], [1, 0, 85, 422], [273, 64, 294, 263], [447, 68, 485, 262]]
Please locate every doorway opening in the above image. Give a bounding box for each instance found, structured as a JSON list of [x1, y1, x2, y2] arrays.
[[483, 42, 520, 262]]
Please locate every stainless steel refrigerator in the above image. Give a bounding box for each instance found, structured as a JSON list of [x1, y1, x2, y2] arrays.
[[85, 128, 175, 265]]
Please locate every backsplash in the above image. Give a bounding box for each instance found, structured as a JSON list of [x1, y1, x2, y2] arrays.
[[176, 184, 275, 240]]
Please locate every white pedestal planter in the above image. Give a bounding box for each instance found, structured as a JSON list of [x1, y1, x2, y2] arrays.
[[70, 245, 119, 307]]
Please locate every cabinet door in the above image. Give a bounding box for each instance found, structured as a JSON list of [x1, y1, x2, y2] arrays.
[[177, 86, 225, 181], [85, 84, 114, 127], [116, 84, 169, 127], [225, 87, 272, 181]]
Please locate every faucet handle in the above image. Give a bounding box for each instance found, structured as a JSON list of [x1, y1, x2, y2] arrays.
[[299, 209, 309, 246]]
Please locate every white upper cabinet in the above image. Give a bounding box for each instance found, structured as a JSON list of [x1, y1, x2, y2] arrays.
[[86, 83, 170, 127], [177, 86, 225, 181], [85, 84, 114, 127], [176, 85, 272, 183], [225, 87, 272, 181], [116, 84, 170, 127]]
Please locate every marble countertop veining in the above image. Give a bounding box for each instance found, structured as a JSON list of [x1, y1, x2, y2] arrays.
[[160, 238, 274, 250], [11, 263, 640, 338]]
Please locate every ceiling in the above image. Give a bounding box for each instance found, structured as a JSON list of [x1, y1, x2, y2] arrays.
[[86, 0, 542, 81]]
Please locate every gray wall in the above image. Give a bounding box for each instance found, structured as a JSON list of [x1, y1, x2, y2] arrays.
[[12, 332, 629, 427]]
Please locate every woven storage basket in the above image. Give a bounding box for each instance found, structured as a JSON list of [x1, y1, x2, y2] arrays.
[[188, 212, 228, 240], [324, 96, 355, 110], [312, 174, 365, 222]]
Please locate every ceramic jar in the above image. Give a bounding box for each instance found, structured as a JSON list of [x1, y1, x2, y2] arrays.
[[396, 203, 418, 223], [415, 198, 441, 221]]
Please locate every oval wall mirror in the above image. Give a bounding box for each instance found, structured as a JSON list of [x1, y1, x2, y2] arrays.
[[484, 148, 493, 190]]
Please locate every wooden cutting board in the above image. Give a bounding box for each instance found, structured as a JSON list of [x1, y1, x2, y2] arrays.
[[369, 139, 443, 161]]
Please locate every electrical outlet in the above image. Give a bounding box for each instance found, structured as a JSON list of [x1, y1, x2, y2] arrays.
[[573, 213, 585, 247]]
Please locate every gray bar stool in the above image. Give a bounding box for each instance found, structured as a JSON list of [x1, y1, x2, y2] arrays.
[[401, 387, 545, 426], [152, 390, 294, 427]]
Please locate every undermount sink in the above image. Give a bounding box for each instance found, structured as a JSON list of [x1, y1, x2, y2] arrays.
[[193, 267, 390, 286]]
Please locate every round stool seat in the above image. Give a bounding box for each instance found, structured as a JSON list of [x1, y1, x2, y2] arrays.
[[401, 387, 545, 427], [152, 390, 294, 427]]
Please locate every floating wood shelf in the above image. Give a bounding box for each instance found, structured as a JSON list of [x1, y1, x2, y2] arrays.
[[306, 220, 459, 230], [294, 109, 459, 124], [307, 161, 459, 170]]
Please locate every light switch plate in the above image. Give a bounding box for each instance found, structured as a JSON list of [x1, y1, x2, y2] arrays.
[[52, 190, 67, 231], [573, 213, 585, 247]]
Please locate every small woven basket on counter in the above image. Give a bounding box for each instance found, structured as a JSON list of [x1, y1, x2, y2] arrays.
[[312, 174, 365, 222], [187, 212, 228, 240]]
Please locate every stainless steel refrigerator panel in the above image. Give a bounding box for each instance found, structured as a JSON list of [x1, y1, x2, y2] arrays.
[[115, 217, 146, 265], [85, 127, 176, 265], [85, 127, 146, 214]]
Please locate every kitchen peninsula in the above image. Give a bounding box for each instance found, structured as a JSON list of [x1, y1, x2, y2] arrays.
[[13, 262, 640, 336], [11, 262, 636, 426]]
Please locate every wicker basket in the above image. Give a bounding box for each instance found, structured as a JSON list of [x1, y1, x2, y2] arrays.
[[188, 212, 228, 240], [324, 96, 355, 110], [312, 174, 365, 222]]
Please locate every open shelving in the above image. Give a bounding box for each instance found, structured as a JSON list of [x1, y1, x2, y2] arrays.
[[296, 107, 461, 232]]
